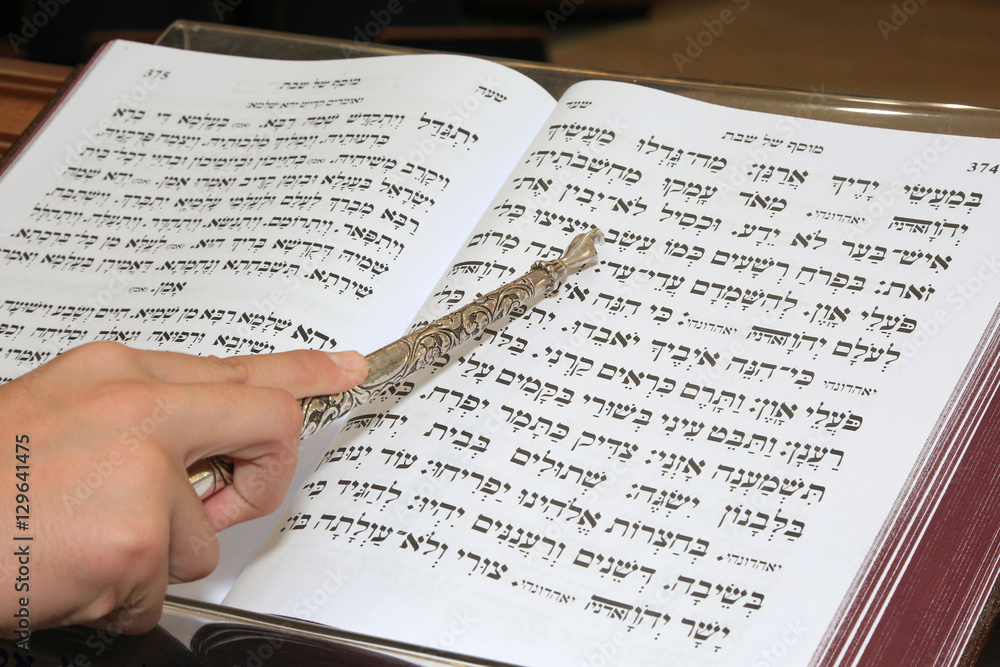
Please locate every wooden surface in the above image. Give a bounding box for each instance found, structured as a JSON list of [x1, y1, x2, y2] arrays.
[[0, 58, 72, 156], [550, 0, 1000, 110]]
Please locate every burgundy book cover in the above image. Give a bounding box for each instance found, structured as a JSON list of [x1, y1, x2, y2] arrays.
[[815, 308, 1000, 665]]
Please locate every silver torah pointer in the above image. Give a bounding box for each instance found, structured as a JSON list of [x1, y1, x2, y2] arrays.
[[188, 227, 604, 499]]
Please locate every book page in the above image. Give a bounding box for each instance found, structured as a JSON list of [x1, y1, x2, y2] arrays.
[[229, 80, 1000, 666], [0, 41, 556, 600]]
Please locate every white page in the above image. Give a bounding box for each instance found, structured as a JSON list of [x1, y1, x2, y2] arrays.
[[225, 79, 1000, 665], [0, 41, 556, 601]]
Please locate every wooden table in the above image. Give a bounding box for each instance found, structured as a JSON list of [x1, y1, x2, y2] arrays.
[[0, 58, 72, 157]]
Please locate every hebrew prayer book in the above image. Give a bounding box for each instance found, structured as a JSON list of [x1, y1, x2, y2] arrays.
[[3, 40, 1000, 666]]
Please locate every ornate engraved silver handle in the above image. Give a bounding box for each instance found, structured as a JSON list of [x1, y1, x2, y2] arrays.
[[189, 228, 603, 498]]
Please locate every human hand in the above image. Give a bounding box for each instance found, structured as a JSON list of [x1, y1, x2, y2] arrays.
[[0, 342, 367, 637]]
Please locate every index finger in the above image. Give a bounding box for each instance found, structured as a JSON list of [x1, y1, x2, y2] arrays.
[[130, 348, 369, 399]]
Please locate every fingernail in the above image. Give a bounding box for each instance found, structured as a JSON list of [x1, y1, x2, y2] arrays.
[[328, 350, 368, 377]]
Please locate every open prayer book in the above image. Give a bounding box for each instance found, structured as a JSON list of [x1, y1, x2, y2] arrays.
[[3, 40, 1000, 666]]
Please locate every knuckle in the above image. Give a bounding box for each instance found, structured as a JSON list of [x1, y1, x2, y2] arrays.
[[122, 606, 163, 635], [258, 388, 304, 440], [79, 588, 120, 624], [98, 516, 169, 590], [183, 532, 220, 581], [65, 340, 133, 369], [219, 355, 253, 384], [252, 490, 284, 517]]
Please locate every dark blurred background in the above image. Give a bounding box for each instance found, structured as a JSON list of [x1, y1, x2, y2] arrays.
[[1, 0, 999, 106]]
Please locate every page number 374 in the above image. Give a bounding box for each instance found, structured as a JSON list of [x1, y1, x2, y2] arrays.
[[968, 162, 999, 174]]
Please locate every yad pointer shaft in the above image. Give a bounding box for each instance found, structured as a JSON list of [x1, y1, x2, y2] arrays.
[[188, 228, 604, 499]]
